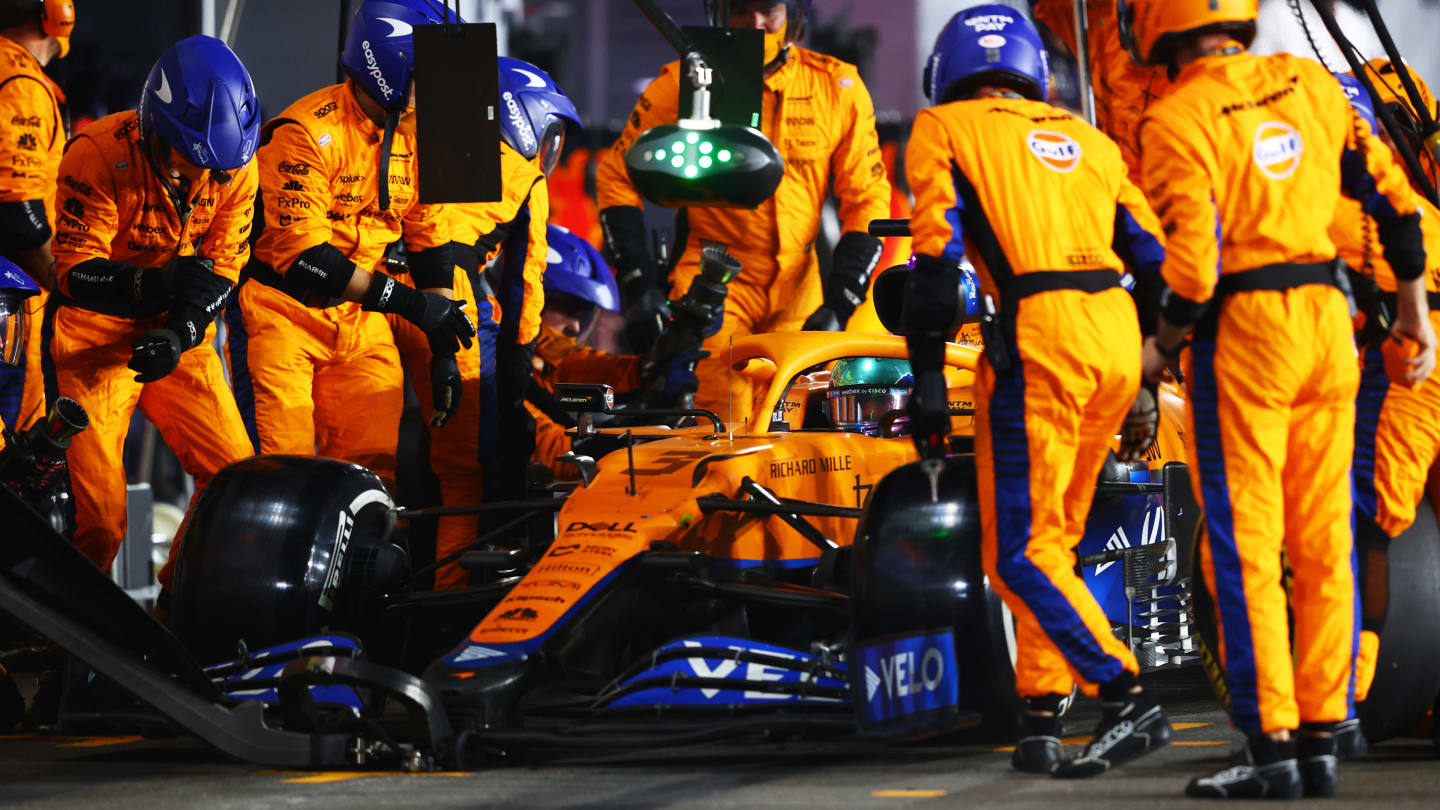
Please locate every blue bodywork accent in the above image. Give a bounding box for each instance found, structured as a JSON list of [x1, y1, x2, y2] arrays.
[[856, 630, 959, 727], [208, 634, 366, 715], [1077, 467, 1167, 627], [604, 636, 847, 709]]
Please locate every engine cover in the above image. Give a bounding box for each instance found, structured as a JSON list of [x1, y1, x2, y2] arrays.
[[170, 456, 400, 665]]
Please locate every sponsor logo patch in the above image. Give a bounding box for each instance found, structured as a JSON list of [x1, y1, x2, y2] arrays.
[[1253, 121, 1303, 180], [857, 631, 960, 728], [1026, 130, 1082, 173]]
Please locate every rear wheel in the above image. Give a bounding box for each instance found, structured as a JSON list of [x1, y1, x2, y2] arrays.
[[1359, 499, 1440, 743]]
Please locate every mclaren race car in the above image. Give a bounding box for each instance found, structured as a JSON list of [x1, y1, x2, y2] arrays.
[[3, 328, 1438, 770]]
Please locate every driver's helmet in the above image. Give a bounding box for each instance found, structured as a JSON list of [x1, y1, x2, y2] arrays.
[[824, 357, 913, 435]]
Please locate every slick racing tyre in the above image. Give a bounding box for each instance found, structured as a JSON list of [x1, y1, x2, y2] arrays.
[[1358, 498, 1440, 743], [170, 456, 405, 665]]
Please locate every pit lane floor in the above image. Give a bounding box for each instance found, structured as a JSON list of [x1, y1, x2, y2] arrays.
[[2, 668, 1436, 808]]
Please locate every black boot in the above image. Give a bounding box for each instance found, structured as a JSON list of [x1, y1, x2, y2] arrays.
[[1052, 687, 1171, 778], [1012, 695, 1064, 774], [1299, 724, 1340, 798], [1334, 718, 1367, 759], [1186, 735, 1303, 799]]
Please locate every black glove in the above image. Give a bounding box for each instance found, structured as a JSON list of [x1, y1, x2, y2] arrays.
[[1118, 381, 1159, 463], [908, 368, 951, 460], [169, 257, 232, 317], [362, 275, 475, 354], [429, 353, 463, 428], [801, 306, 843, 332], [902, 254, 963, 337], [809, 232, 883, 330], [128, 329, 182, 383], [600, 205, 664, 297], [623, 285, 672, 355]]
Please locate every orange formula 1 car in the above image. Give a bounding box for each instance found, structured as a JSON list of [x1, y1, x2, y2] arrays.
[[3, 325, 1437, 769]]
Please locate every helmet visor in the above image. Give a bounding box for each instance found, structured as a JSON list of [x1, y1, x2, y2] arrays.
[[0, 295, 27, 367], [824, 385, 910, 435], [537, 121, 566, 177]]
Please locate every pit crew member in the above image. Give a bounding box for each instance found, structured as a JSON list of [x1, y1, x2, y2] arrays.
[[396, 56, 574, 590], [0, 0, 74, 437], [1122, 0, 1434, 797], [225, 0, 473, 493], [526, 224, 704, 478], [904, 6, 1170, 778], [597, 0, 890, 417], [1032, 0, 1170, 181], [1330, 69, 1440, 749], [45, 35, 257, 572]]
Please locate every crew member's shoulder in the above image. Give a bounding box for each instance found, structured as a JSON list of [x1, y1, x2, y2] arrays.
[[795, 46, 862, 87], [269, 83, 349, 131], [66, 110, 141, 156], [500, 140, 544, 188]]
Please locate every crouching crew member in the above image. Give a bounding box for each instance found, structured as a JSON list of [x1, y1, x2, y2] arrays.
[[225, 0, 473, 494], [1330, 70, 1440, 750], [1121, 0, 1433, 797], [45, 35, 257, 572], [0, 0, 75, 437], [905, 7, 1170, 778], [396, 56, 572, 590]]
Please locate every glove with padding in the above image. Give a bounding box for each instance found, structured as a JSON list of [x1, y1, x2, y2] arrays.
[[362, 275, 475, 355], [907, 366, 951, 460], [808, 231, 883, 330], [1118, 381, 1159, 463], [653, 348, 707, 409], [801, 306, 843, 332], [622, 284, 672, 355], [169, 257, 232, 317], [498, 339, 537, 410], [128, 329, 182, 383], [429, 353, 463, 427]]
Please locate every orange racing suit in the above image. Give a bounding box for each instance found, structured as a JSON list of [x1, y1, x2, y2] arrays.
[[0, 35, 65, 437], [1331, 191, 1440, 703], [1139, 51, 1424, 735], [227, 81, 451, 491], [597, 46, 891, 419], [391, 142, 549, 590], [907, 95, 1166, 699], [44, 111, 257, 571]]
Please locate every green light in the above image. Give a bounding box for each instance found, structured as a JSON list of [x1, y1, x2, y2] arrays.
[[699, 141, 713, 154], [718, 149, 732, 162], [670, 155, 685, 168], [699, 155, 713, 168], [686, 132, 699, 144], [672, 141, 685, 154], [684, 164, 698, 178]]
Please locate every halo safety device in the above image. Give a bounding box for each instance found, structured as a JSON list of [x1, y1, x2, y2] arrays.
[[923, 4, 1050, 104], [623, 0, 785, 209], [1117, 0, 1256, 69], [497, 57, 582, 178], [0, 258, 39, 368], [40, 0, 73, 58], [137, 35, 260, 171], [824, 356, 914, 436]]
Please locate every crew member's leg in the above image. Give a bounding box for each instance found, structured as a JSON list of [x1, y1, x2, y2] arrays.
[[313, 310, 404, 490], [43, 306, 144, 570], [225, 282, 324, 456], [147, 324, 256, 590]]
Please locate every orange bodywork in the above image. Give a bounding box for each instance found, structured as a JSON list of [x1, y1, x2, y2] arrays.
[[467, 334, 978, 646], [464, 331, 1191, 649]]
